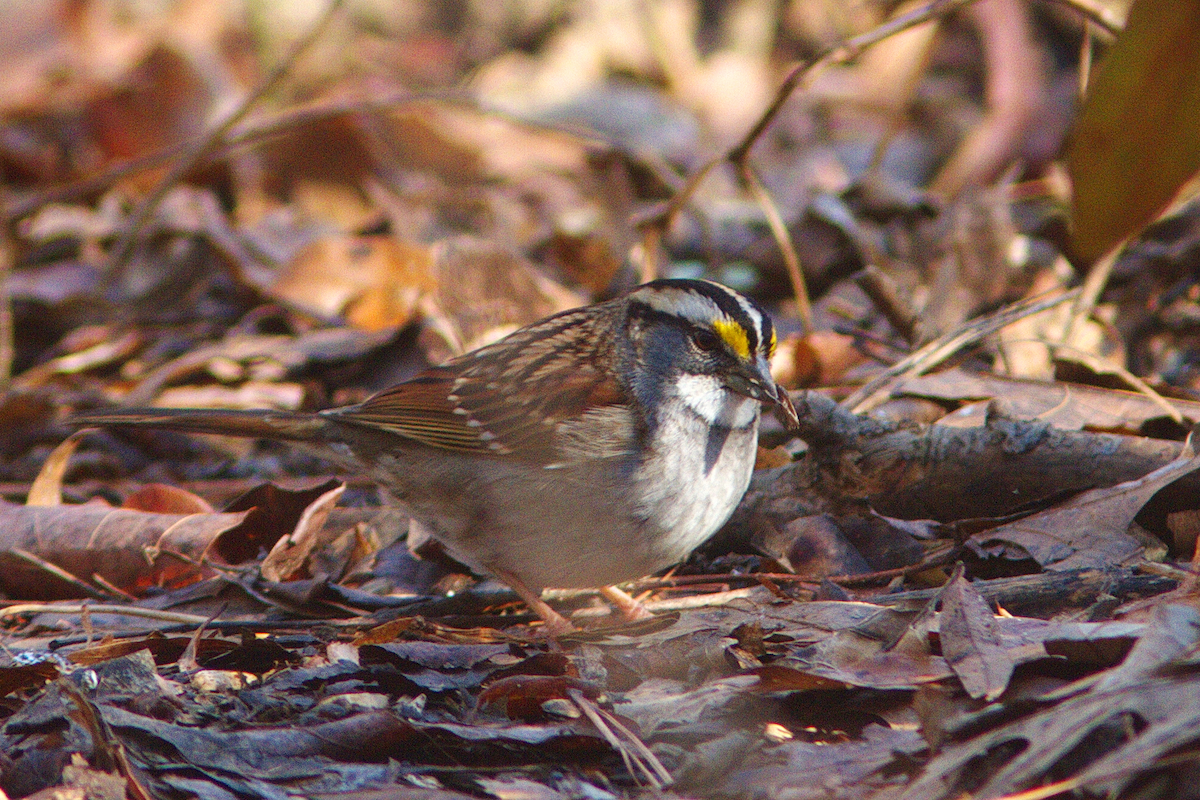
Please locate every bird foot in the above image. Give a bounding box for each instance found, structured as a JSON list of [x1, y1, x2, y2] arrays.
[[493, 568, 577, 635], [601, 585, 655, 622]]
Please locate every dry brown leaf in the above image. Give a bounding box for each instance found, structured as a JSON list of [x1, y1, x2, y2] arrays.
[[124, 326, 398, 406], [152, 383, 307, 414], [206, 479, 345, 567], [967, 438, 1200, 570], [0, 661, 60, 700], [740, 601, 956, 690], [269, 235, 437, 331], [900, 605, 1200, 799], [421, 235, 585, 358], [899, 369, 1200, 432], [0, 501, 243, 599], [722, 724, 924, 800], [614, 676, 761, 739], [773, 331, 867, 389], [1067, 0, 1200, 266], [121, 484, 214, 515], [291, 179, 378, 232], [260, 482, 345, 582], [26, 431, 85, 507], [939, 572, 1013, 701]]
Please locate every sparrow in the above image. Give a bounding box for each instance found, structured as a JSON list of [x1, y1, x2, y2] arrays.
[[71, 279, 799, 633]]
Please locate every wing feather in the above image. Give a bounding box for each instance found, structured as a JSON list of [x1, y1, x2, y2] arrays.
[[326, 306, 639, 465]]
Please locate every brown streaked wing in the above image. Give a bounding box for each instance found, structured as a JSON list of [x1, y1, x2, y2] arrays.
[[327, 306, 635, 464], [328, 365, 494, 453], [452, 362, 630, 462], [447, 308, 633, 463]]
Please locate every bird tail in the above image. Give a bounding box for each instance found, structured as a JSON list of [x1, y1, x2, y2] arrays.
[[68, 407, 333, 442]]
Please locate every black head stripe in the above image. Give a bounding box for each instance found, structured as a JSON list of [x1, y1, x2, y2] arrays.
[[631, 279, 767, 356]]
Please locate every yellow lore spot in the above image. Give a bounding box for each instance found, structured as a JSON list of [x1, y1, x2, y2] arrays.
[[712, 318, 751, 359]]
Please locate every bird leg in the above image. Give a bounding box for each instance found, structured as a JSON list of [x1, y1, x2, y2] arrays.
[[601, 585, 655, 622], [492, 568, 576, 635]]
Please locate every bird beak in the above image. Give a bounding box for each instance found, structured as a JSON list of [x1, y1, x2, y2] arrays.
[[769, 382, 801, 432], [725, 356, 801, 432]]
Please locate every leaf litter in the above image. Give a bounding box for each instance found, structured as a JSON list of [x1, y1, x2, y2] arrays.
[[5, 1, 1200, 798]]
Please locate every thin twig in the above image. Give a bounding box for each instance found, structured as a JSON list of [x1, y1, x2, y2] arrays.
[[639, 588, 759, 613], [105, 0, 345, 278], [638, 223, 662, 283], [8, 549, 112, 600], [738, 162, 813, 330], [5, 148, 188, 223], [1, 90, 407, 221], [0, 603, 213, 624], [728, 0, 973, 168], [90, 572, 138, 601], [641, 0, 976, 295], [641, 157, 721, 256], [177, 604, 225, 673], [831, 544, 961, 587], [630, 545, 959, 594], [1060, 244, 1121, 347], [1078, 20, 1094, 98], [0, 225, 11, 386], [854, 264, 920, 344], [568, 688, 673, 788], [843, 288, 1080, 413]]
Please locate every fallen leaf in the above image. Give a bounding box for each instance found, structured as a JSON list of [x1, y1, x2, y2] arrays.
[[967, 438, 1200, 570], [260, 482, 345, 582], [898, 605, 1200, 799], [939, 572, 1013, 700], [1066, 0, 1200, 265], [900, 369, 1200, 432], [121, 484, 214, 515], [26, 431, 85, 507], [0, 501, 244, 598]]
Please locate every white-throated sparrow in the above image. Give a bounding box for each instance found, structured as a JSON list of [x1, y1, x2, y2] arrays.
[[71, 279, 799, 633]]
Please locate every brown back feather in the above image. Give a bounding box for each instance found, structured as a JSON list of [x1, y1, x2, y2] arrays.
[[330, 305, 635, 464]]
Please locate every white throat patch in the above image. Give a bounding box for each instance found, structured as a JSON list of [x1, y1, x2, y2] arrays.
[[674, 373, 759, 428]]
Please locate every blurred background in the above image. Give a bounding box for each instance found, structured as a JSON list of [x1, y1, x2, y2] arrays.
[[7, 0, 1190, 493]]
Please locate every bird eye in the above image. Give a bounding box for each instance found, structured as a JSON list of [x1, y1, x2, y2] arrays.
[[693, 328, 722, 353]]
